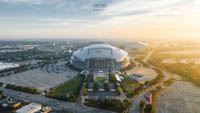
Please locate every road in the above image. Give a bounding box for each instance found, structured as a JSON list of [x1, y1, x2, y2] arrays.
[[129, 82, 165, 113], [143, 50, 154, 63], [129, 50, 171, 113], [1, 88, 114, 113], [129, 92, 147, 113]]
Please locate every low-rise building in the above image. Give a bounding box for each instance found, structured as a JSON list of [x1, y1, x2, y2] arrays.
[[127, 74, 149, 83], [16, 103, 42, 113]]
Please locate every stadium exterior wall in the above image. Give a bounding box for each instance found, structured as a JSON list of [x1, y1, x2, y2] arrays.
[[71, 44, 130, 71]]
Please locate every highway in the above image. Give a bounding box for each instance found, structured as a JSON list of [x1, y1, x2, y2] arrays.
[[1, 88, 114, 113]]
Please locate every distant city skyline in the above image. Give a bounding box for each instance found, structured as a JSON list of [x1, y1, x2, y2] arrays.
[[0, 0, 200, 40]]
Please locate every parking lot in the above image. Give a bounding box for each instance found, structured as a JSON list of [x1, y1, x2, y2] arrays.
[[0, 62, 78, 91]]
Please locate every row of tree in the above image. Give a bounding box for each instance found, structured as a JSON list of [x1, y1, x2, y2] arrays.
[[45, 93, 77, 102], [149, 51, 200, 87], [120, 60, 136, 72], [164, 77, 174, 87], [67, 64, 82, 72], [144, 68, 164, 87], [6, 84, 40, 94], [108, 74, 117, 82], [85, 81, 120, 95], [139, 100, 152, 113], [86, 74, 94, 82], [85, 99, 131, 113], [127, 68, 164, 98], [164, 63, 200, 87], [135, 58, 150, 67], [46, 75, 84, 102]]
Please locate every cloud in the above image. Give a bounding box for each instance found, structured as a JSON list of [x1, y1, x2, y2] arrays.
[[100, 0, 182, 16], [0, 0, 42, 5]]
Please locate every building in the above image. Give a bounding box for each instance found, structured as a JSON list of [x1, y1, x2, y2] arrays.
[[127, 74, 149, 83], [16, 103, 42, 113], [71, 44, 130, 71]]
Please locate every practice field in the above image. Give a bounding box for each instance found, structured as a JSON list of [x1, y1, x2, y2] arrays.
[[97, 77, 105, 83], [50, 75, 84, 95], [0, 62, 78, 91]]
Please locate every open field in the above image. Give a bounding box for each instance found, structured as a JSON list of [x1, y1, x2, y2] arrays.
[[162, 58, 200, 64], [161, 50, 200, 54], [0, 62, 78, 91], [51, 75, 84, 95], [149, 49, 200, 86], [149, 49, 200, 113], [121, 77, 140, 92], [156, 79, 200, 113]]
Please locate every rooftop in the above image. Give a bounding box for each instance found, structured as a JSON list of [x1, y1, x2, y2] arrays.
[[72, 44, 128, 62], [16, 103, 41, 113]]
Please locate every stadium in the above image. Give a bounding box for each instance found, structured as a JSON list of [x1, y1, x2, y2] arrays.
[[71, 44, 130, 72]]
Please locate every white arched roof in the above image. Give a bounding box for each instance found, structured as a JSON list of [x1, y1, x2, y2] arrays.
[[72, 44, 128, 62]]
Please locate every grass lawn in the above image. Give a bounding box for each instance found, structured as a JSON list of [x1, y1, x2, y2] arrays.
[[51, 76, 84, 95], [121, 77, 140, 92], [151, 88, 164, 113], [97, 77, 105, 83]]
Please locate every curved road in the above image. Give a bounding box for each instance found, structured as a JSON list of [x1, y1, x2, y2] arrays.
[[129, 50, 171, 113]]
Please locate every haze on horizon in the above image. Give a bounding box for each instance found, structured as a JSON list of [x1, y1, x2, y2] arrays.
[[0, 0, 200, 40]]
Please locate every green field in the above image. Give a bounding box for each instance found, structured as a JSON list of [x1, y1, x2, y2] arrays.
[[51, 76, 84, 95], [149, 51, 200, 87], [151, 88, 164, 113], [97, 77, 105, 83], [121, 77, 140, 92]]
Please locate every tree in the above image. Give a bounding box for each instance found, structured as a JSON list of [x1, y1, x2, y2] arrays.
[[116, 88, 121, 95], [139, 100, 146, 113], [93, 82, 99, 91], [104, 83, 110, 91], [139, 100, 146, 108], [156, 85, 162, 90], [83, 88, 88, 95]]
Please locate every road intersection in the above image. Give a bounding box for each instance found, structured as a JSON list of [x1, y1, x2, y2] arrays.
[[1, 88, 113, 113]]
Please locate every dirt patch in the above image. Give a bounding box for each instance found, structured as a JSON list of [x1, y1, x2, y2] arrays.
[[156, 80, 200, 113]]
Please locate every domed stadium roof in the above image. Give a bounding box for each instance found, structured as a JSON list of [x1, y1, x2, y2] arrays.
[[72, 44, 128, 62]]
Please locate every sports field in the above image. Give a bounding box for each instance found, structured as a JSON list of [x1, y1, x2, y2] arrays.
[[51, 75, 84, 95], [97, 77, 105, 83]]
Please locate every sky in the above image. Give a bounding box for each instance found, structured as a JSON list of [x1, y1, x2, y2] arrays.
[[0, 0, 200, 40]]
